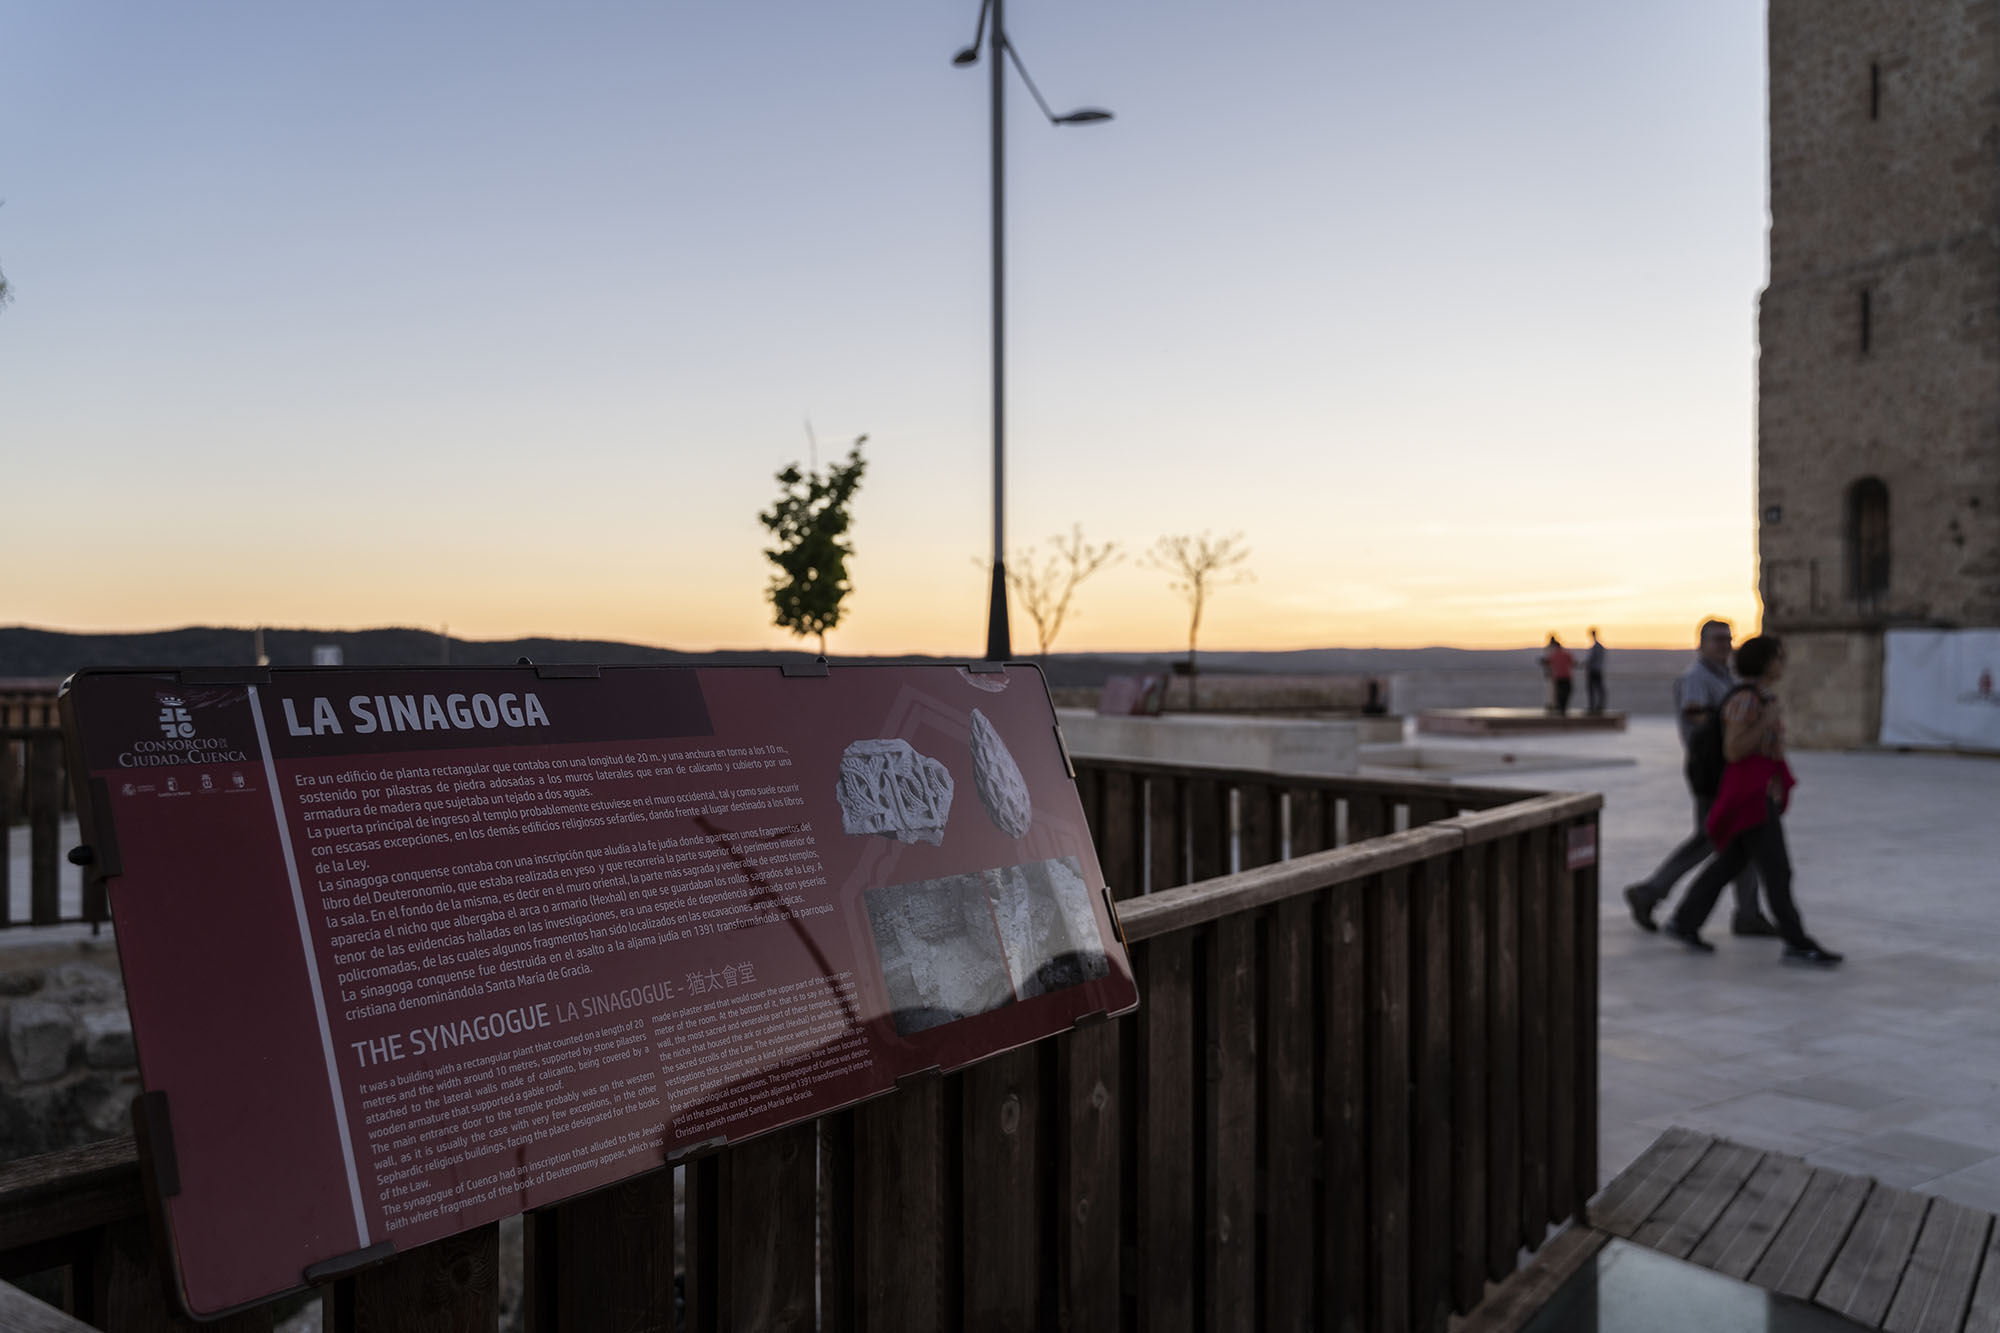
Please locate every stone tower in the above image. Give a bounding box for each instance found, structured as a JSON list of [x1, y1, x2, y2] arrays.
[[1758, 0, 2000, 746]]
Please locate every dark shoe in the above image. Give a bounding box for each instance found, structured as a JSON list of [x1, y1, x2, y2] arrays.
[[1732, 913, 1781, 938], [1662, 920, 1716, 953], [1623, 885, 1659, 933], [1783, 941, 1843, 966]]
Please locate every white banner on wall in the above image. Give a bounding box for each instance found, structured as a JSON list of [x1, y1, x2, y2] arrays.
[[1880, 629, 2000, 752]]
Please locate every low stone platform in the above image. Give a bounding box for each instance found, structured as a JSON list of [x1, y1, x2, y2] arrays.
[[1418, 707, 1628, 736], [1461, 1126, 2000, 1332], [1055, 708, 1361, 775]]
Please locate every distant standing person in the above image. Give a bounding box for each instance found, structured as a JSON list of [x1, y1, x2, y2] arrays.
[[1541, 635, 1574, 716], [1623, 620, 1772, 936], [1585, 628, 1608, 715], [1661, 634, 1840, 964]]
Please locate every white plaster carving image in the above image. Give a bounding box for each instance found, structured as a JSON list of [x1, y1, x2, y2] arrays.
[[863, 872, 1015, 1036], [957, 666, 1009, 693], [834, 738, 954, 845], [984, 856, 1109, 1000], [967, 708, 1031, 837]]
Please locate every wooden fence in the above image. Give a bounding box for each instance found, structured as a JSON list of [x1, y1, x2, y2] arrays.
[[0, 762, 1600, 1332], [2, 716, 90, 930]]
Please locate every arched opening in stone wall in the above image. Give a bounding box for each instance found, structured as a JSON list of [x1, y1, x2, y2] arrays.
[[1846, 476, 1890, 608]]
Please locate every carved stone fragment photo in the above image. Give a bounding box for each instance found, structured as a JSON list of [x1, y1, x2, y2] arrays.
[[865, 856, 1109, 1036], [834, 737, 954, 845], [864, 872, 1015, 1035], [968, 708, 1031, 837]]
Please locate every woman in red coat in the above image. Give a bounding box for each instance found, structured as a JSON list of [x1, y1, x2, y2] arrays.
[[1662, 635, 1842, 965]]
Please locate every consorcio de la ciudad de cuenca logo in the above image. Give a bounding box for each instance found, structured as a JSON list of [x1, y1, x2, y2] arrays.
[[1961, 669, 1999, 707], [116, 692, 253, 768]]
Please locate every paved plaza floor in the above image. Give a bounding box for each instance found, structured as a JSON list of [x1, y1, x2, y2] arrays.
[[1459, 713, 2000, 1212]]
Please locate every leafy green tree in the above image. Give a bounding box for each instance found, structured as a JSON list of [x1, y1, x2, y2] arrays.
[[759, 437, 867, 655]]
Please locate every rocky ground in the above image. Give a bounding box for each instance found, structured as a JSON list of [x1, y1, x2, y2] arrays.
[[0, 936, 140, 1163]]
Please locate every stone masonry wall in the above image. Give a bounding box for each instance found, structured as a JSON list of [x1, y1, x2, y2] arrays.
[[0, 945, 141, 1163]]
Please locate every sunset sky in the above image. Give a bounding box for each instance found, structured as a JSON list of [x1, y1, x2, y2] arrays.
[[0, 1, 1765, 655]]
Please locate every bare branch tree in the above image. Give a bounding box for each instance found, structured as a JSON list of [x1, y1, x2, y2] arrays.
[[1145, 531, 1253, 711], [1004, 525, 1122, 658]]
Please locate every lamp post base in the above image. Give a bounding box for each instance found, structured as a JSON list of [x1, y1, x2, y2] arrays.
[[984, 562, 1012, 661]]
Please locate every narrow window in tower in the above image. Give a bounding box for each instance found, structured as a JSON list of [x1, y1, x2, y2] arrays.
[[1860, 289, 1872, 354], [1870, 62, 1881, 119], [1847, 477, 1890, 605]]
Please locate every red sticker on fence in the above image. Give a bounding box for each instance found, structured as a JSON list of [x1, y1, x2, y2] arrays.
[[1566, 823, 1597, 870], [62, 664, 1137, 1318]]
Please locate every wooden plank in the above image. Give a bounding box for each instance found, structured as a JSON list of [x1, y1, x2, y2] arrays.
[[0, 1136, 145, 1252], [86, 1216, 275, 1332], [1748, 1169, 1874, 1301], [1885, 1196, 1991, 1333], [1055, 1022, 1120, 1333], [1546, 824, 1578, 1227], [1439, 793, 1605, 846], [1076, 765, 1105, 854], [1322, 883, 1369, 1333], [0, 1276, 96, 1333], [1960, 1212, 2000, 1333], [1203, 915, 1256, 1333], [1410, 855, 1454, 1332], [1517, 823, 1550, 1246], [1237, 781, 1281, 873], [1688, 1152, 1815, 1280], [962, 1046, 1044, 1332], [1147, 775, 1186, 894], [1485, 835, 1522, 1283], [1451, 842, 1490, 1314], [1187, 778, 1229, 884], [851, 1075, 951, 1333], [326, 1224, 498, 1333], [1454, 1223, 1610, 1333], [1369, 867, 1412, 1332], [1573, 820, 1599, 1208], [1586, 1126, 1714, 1238], [1098, 771, 1144, 901], [1346, 792, 1388, 846], [692, 1123, 819, 1332], [29, 733, 61, 925], [819, 1112, 854, 1333], [1135, 932, 1197, 1333], [1407, 796, 1451, 830], [1286, 786, 1332, 858], [1, 739, 15, 924], [1630, 1140, 1764, 1259], [531, 1167, 675, 1333], [1815, 1183, 1932, 1326], [1262, 895, 1315, 1332]]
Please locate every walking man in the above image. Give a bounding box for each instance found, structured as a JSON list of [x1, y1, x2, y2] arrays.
[[1586, 628, 1607, 715], [1623, 619, 1777, 936]]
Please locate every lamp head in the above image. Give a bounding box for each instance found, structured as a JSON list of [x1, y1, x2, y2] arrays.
[[1055, 108, 1113, 124], [952, 46, 980, 66]]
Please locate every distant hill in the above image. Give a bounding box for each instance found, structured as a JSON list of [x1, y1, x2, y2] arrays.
[[0, 625, 1691, 689]]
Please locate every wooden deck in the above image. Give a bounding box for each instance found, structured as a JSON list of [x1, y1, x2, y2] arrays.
[[1460, 1127, 2000, 1332]]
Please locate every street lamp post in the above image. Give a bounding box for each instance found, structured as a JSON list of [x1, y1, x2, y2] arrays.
[[954, 0, 1112, 662]]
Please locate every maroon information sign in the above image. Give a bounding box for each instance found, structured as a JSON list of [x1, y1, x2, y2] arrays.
[[62, 663, 1137, 1318]]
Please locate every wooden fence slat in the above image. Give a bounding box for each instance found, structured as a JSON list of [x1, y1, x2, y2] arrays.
[[1486, 835, 1522, 1283], [1056, 1022, 1120, 1333], [1346, 793, 1388, 847], [1451, 842, 1490, 1314], [820, 1112, 855, 1333], [1369, 868, 1412, 1332], [29, 733, 62, 926], [1237, 783, 1280, 874], [1322, 883, 1369, 1333], [1287, 787, 1332, 859], [1815, 1184, 1931, 1326], [852, 1075, 951, 1333], [1411, 855, 1454, 1332], [1574, 819, 1599, 1207], [1517, 825, 1550, 1247], [1188, 779, 1229, 885], [1147, 777, 1186, 893], [1547, 825, 1578, 1227], [1076, 765, 1106, 855], [1099, 771, 1144, 901], [1204, 915, 1257, 1333], [962, 1046, 1044, 1332], [1135, 933, 1197, 1333], [691, 1123, 819, 1333], [1686, 1151, 1814, 1280], [1407, 797, 1450, 830], [1748, 1169, 1873, 1300], [2, 738, 16, 924], [528, 1167, 676, 1333], [326, 1224, 499, 1333], [1884, 1196, 1990, 1333], [87, 1216, 275, 1332], [1262, 895, 1315, 1332]]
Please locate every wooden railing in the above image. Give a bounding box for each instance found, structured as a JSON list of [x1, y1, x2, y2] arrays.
[[2, 722, 89, 930], [0, 764, 1600, 1332]]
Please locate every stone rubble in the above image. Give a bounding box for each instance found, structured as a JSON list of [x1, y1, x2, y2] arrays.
[[0, 950, 143, 1163]]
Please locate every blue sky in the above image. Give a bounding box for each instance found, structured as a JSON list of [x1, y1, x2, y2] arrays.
[[0, 1, 1767, 651]]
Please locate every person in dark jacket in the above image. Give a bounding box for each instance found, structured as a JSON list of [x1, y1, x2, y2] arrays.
[[1660, 634, 1841, 965]]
